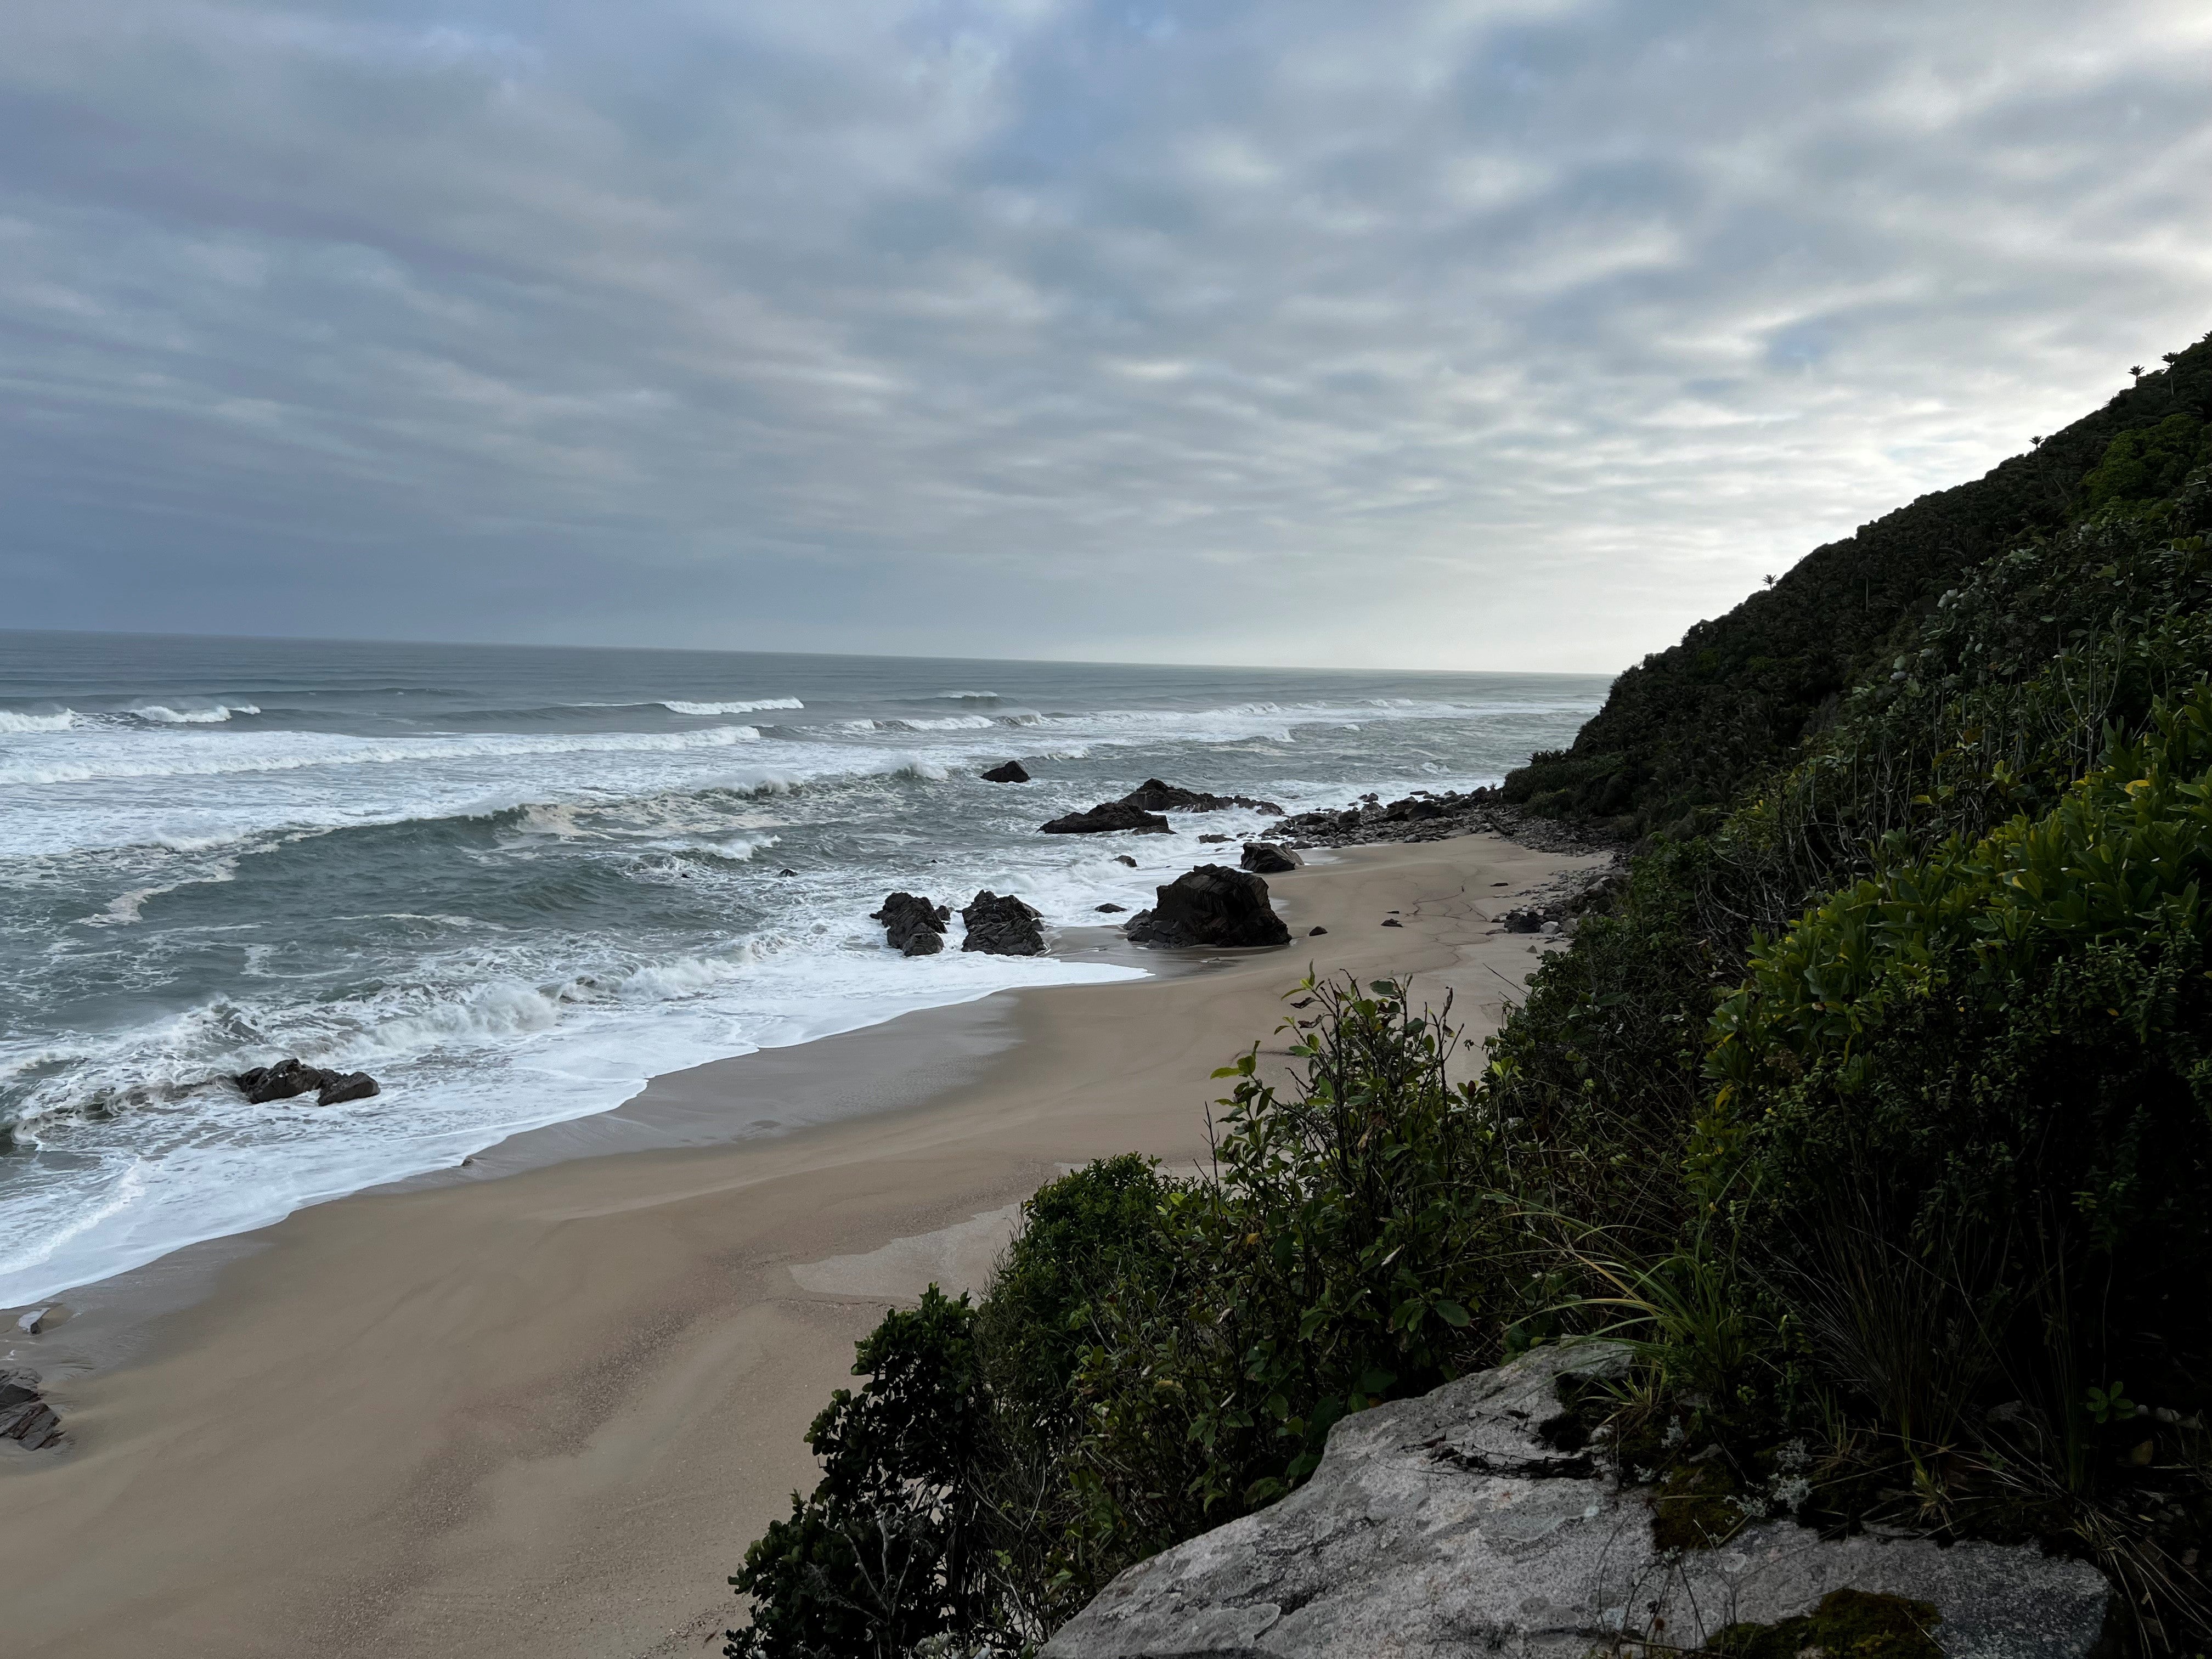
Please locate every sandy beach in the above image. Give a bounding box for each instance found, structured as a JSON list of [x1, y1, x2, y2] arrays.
[[0, 834, 1603, 1659]]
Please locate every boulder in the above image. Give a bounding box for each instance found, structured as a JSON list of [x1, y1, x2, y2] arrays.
[[234, 1060, 383, 1108], [1041, 802, 1173, 836], [1124, 866, 1290, 950], [1096, 903, 1126, 913], [1042, 1344, 2112, 1658], [872, 892, 950, 956], [1197, 834, 1231, 844], [318, 1071, 380, 1106], [1308, 926, 1328, 936], [1240, 842, 1302, 874], [1500, 908, 1545, 934], [961, 891, 1046, 956], [0, 1368, 67, 1452], [1119, 778, 1284, 815], [1113, 855, 1139, 868], [981, 760, 1031, 783]]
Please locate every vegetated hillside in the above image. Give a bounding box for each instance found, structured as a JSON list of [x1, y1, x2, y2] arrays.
[[723, 333, 2212, 1659], [1508, 335, 2212, 838]]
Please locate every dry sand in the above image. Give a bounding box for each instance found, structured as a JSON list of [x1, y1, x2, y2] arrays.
[[0, 834, 1604, 1659]]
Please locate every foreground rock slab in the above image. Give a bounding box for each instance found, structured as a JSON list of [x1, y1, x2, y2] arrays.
[[1124, 866, 1290, 950], [1043, 1344, 2110, 1658]]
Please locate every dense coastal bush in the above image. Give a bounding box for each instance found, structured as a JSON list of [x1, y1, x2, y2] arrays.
[[730, 333, 2212, 1656]]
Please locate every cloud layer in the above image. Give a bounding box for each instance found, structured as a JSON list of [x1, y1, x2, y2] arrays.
[[4, 0, 2208, 669]]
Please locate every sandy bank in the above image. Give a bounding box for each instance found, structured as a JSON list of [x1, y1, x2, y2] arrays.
[[0, 834, 1604, 1659]]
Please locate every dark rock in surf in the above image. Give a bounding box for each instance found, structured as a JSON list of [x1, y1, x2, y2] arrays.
[[1096, 902, 1126, 913], [234, 1059, 383, 1108], [1124, 866, 1290, 950], [1041, 802, 1173, 836], [873, 892, 951, 956], [1198, 834, 1231, 844], [1309, 926, 1328, 936], [1113, 855, 1138, 868], [980, 760, 1031, 783], [962, 891, 1046, 956], [318, 1071, 380, 1106], [1239, 842, 1302, 874], [0, 1369, 67, 1452], [1119, 778, 1284, 815]]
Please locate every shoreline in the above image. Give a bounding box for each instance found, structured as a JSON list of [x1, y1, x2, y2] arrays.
[[0, 832, 1607, 1659]]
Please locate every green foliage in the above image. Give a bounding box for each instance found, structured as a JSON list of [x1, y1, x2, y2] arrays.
[[1706, 1588, 1943, 1659], [1509, 332, 2212, 837], [727, 1288, 994, 1659]]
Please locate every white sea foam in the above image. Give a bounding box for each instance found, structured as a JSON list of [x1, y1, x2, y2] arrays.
[[130, 703, 261, 724], [0, 708, 78, 732], [661, 697, 804, 715]]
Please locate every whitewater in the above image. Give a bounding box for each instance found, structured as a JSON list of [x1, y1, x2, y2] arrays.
[[0, 632, 1609, 1309]]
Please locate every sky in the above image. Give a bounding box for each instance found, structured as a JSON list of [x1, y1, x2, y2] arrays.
[[3, 2, 2209, 673]]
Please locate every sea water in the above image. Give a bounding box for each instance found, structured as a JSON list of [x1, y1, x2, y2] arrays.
[[0, 631, 1609, 1307]]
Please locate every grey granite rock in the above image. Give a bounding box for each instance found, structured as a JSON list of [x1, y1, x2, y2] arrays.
[[1042, 1343, 2110, 1658]]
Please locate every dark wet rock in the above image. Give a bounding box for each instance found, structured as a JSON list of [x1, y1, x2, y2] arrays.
[[1240, 842, 1302, 874], [1113, 855, 1139, 867], [1308, 926, 1328, 936], [235, 1060, 383, 1108], [1274, 787, 1621, 856], [318, 1071, 380, 1106], [1500, 908, 1544, 934], [1382, 918, 1402, 927], [1197, 833, 1231, 844], [1041, 802, 1173, 836], [1124, 866, 1290, 950], [0, 1368, 67, 1452], [1043, 1343, 2110, 1659], [961, 891, 1046, 956], [872, 891, 950, 956], [777, 867, 799, 877], [1095, 902, 1126, 913], [1119, 778, 1283, 815], [980, 760, 1031, 783]]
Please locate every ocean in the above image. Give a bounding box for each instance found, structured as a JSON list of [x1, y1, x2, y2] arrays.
[[0, 630, 1609, 1308]]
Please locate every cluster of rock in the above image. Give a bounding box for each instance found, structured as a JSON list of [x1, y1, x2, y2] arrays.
[[1276, 788, 1619, 855], [1041, 779, 1285, 837], [0, 1369, 66, 1452], [873, 890, 1047, 956], [961, 891, 1045, 957], [1041, 801, 1174, 836], [1124, 866, 1291, 950], [872, 892, 952, 956], [1120, 778, 1284, 815], [233, 1059, 380, 1107], [1043, 1343, 2111, 1658]]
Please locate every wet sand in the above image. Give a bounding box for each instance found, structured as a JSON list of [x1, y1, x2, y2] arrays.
[[0, 834, 1601, 1659]]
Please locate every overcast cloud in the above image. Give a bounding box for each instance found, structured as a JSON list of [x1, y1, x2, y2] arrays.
[[3, 0, 2208, 670]]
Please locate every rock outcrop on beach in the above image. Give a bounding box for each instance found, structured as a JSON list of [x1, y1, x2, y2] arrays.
[[1275, 788, 1618, 855], [1124, 865, 1290, 949], [980, 760, 1030, 783], [1042, 1344, 2111, 1658], [234, 1060, 381, 1107], [1239, 842, 1301, 874], [961, 891, 1046, 956], [872, 891, 950, 956], [1120, 778, 1284, 815], [1040, 802, 1173, 836], [0, 1369, 67, 1452]]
